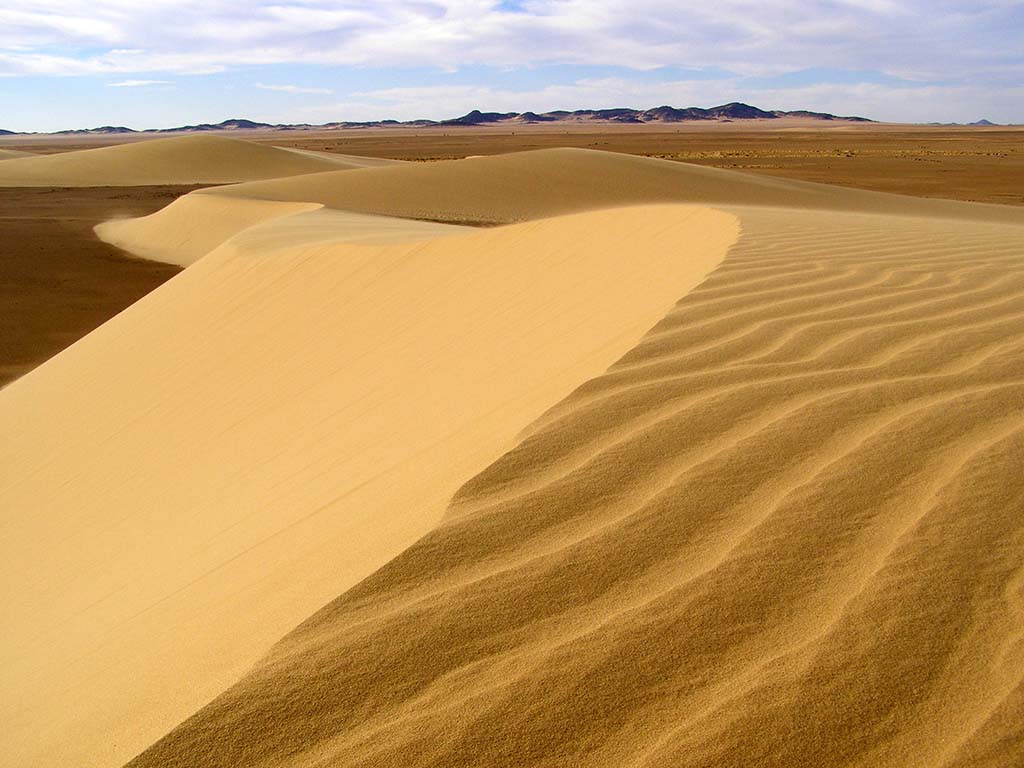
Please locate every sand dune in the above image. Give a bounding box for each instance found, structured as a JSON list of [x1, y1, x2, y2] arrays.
[[203, 147, 1024, 223], [0, 134, 396, 186], [101, 148, 1021, 267], [126, 202, 1024, 768], [0, 148, 35, 160], [96, 195, 467, 266], [0, 201, 734, 768], [2, 146, 1022, 768]]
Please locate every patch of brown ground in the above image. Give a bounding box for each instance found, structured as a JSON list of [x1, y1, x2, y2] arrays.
[[0, 186, 201, 386]]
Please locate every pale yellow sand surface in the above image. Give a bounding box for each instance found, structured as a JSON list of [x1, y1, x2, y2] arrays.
[[0, 148, 35, 160], [1, 136, 1022, 768], [0, 134, 396, 186], [130, 202, 1024, 768], [203, 146, 1023, 224], [97, 197, 466, 266], [103, 147, 1020, 269], [0, 199, 734, 768]]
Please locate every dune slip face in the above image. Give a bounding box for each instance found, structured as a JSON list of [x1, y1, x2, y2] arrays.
[[125, 203, 1024, 768], [0, 203, 734, 768]]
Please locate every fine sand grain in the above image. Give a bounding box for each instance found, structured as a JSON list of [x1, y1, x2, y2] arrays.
[[128, 202, 1024, 768], [1, 198, 734, 768], [1, 136, 1022, 768]]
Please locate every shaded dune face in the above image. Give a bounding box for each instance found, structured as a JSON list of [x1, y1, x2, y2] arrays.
[[129, 208, 1024, 768]]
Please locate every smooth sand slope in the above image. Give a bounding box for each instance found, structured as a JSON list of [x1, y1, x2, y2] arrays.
[[2, 147, 1022, 768], [101, 147, 1021, 270], [130, 201, 1024, 768], [200, 146, 1024, 224], [0, 148, 34, 159], [97, 195, 481, 267], [0, 134, 396, 186], [0, 198, 734, 768]]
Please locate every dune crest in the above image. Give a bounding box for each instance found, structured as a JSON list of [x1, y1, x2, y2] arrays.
[[0, 203, 735, 768], [99, 148, 1021, 270], [97, 195, 468, 267], [126, 203, 1024, 768], [4, 146, 1022, 768], [202, 147, 1024, 224], [0, 134, 397, 186]]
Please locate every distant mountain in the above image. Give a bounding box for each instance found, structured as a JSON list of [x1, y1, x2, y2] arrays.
[[150, 118, 277, 133], [53, 125, 135, 135], [426, 102, 872, 127], [441, 110, 519, 126], [34, 103, 875, 134], [0, 128, 16, 135], [927, 119, 1004, 127]]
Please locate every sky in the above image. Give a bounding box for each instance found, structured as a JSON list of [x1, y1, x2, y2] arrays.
[[1, 0, 1022, 132]]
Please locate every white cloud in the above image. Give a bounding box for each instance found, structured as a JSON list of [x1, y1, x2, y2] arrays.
[[255, 82, 332, 94], [107, 78, 170, 87], [1, 1, 1021, 124], [0, 1, 1019, 84]]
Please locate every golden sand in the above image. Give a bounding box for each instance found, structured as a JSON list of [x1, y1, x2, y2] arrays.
[[0, 136, 1021, 768], [0, 134, 396, 186]]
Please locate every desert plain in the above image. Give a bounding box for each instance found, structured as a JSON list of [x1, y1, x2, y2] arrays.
[[0, 122, 1022, 768]]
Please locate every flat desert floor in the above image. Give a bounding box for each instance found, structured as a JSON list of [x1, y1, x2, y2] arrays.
[[0, 186, 194, 386], [0, 127, 1021, 768]]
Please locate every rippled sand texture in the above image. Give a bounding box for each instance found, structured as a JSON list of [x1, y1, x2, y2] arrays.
[[0, 137, 1021, 768], [131, 206, 1024, 768]]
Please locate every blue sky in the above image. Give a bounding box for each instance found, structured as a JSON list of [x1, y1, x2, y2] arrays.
[[1, 1, 1021, 132]]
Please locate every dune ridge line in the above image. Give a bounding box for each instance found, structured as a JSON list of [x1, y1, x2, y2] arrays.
[[2, 137, 1021, 768], [126, 203, 1024, 768], [0, 201, 737, 768]]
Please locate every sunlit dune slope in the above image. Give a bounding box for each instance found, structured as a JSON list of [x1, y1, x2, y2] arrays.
[[97, 196, 470, 267], [0, 148, 34, 159], [206, 147, 1023, 224], [128, 203, 1024, 768], [0, 134, 396, 186], [101, 148, 1021, 267], [0, 204, 735, 768]]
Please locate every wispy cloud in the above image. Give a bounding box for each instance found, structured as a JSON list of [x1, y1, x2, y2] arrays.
[[255, 82, 332, 94], [107, 78, 170, 87], [0, 1, 1020, 83], [1, 1, 1021, 126]]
